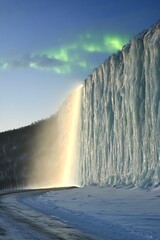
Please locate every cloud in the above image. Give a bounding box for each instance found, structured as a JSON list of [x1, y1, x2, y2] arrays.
[[0, 62, 8, 69], [30, 54, 64, 69], [0, 32, 129, 75], [0, 54, 70, 74]]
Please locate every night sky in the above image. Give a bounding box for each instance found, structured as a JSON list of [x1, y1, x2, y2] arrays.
[[0, 0, 160, 132]]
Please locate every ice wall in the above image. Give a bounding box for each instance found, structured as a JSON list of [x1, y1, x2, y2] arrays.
[[79, 23, 160, 188]]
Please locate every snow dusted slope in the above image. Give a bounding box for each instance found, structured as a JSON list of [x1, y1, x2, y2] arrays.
[[79, 22, 160, 188]]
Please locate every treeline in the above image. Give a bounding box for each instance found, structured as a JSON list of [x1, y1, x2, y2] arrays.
[[0, 115, 57, 190]]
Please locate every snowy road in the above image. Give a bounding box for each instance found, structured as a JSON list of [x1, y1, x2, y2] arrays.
[[20, 186, 160, 240], [1, 187, 160, 240], [0, 189, 94, 240]]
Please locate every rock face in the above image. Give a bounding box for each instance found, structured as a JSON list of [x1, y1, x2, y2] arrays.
[[79, 22, 160, 188]]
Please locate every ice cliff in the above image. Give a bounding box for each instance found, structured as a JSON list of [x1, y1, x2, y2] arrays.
[[79, 22, 160, 188]]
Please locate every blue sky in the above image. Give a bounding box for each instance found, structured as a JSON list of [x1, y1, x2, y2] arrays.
[[0, 0, 160, 132]]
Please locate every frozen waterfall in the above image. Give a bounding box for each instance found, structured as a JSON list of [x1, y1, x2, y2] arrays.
[[79, 22, 160, 188]]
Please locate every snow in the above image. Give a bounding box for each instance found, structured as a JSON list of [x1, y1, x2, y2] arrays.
[[19, 186, 160, 240], [0, 206, 49, 240], [0, 190, 91, 240]]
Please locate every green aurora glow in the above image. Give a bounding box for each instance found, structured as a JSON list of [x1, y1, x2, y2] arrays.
[[1, 33, 129, 75]]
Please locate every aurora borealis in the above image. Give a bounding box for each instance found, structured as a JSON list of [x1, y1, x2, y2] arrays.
[[0, 0, 160, 131], [1, 33, 129, 74]]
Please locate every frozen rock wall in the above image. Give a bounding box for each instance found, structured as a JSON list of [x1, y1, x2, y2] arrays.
[[79, 23, 160, 188]]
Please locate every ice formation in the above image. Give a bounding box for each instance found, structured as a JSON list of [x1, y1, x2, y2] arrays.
[[79, 23, 160, 188]]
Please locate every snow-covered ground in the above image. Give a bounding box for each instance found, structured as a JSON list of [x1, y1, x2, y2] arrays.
[[19, 186, 160, 240], [0, 189, 92, 240]]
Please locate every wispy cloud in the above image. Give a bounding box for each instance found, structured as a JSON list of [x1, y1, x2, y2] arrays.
[[0, 32, 129, 75]]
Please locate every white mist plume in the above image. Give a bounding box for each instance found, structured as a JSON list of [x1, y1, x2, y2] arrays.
[[27, 85, 82, 189]]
